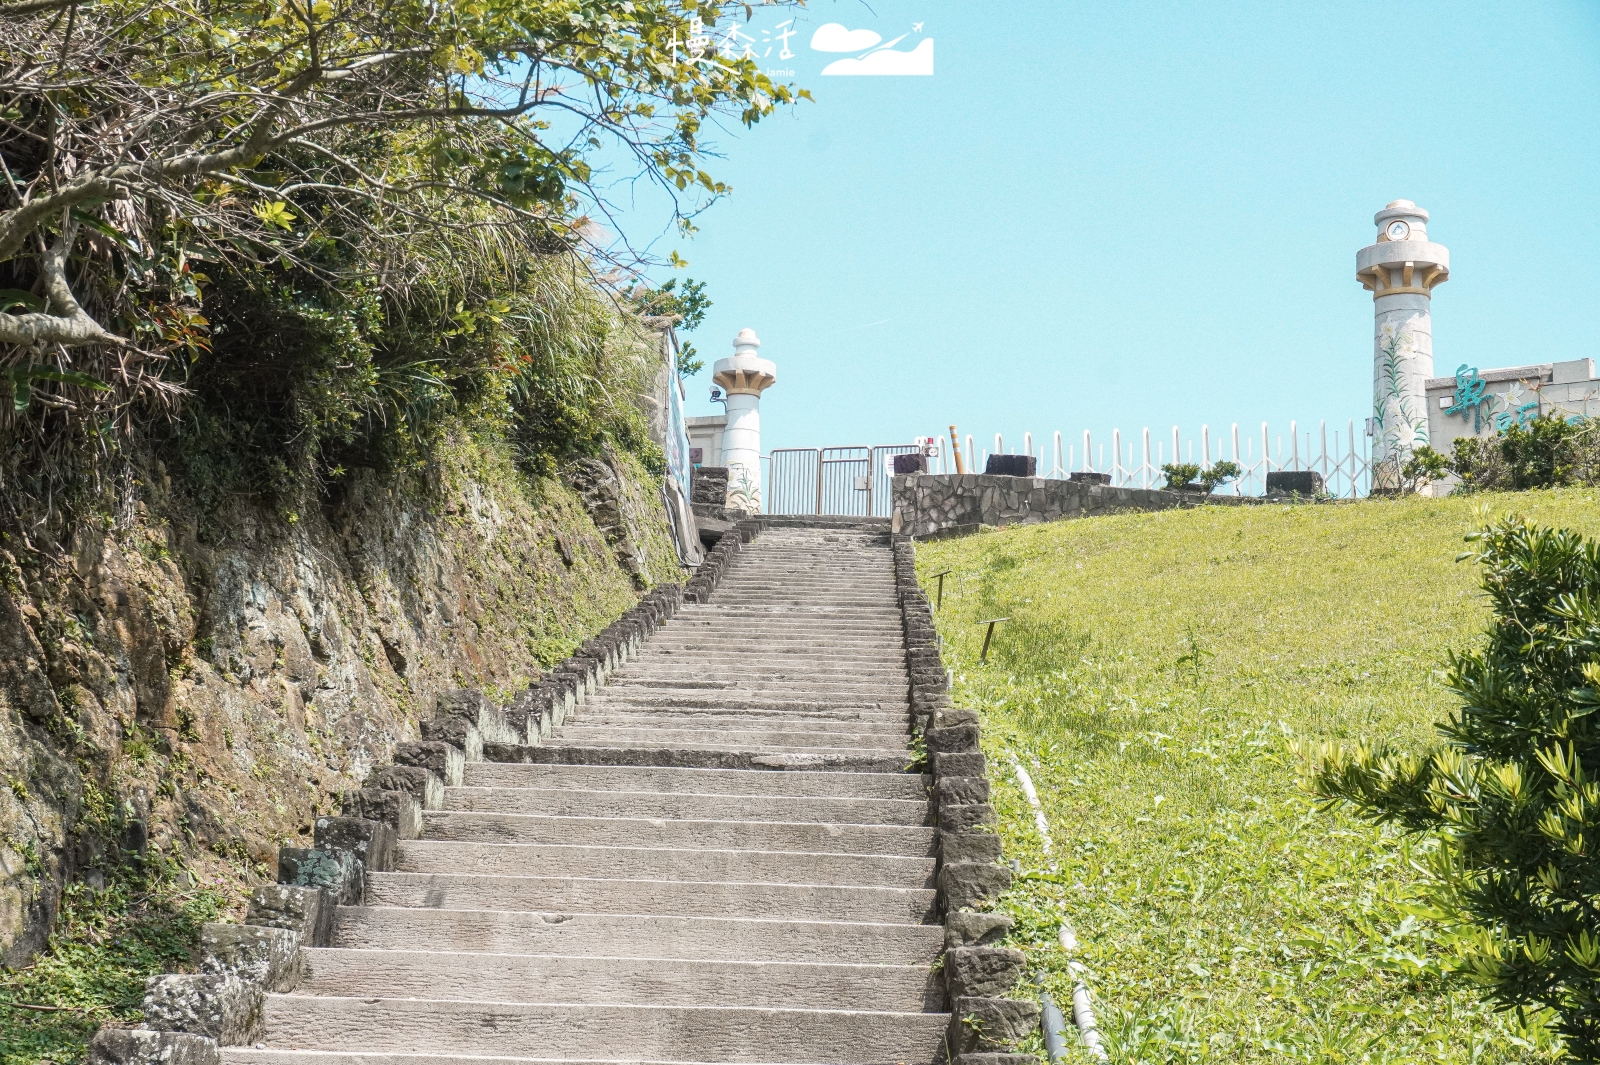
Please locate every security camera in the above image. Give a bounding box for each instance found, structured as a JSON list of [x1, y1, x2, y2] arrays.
[[709, 387, 725, 403]]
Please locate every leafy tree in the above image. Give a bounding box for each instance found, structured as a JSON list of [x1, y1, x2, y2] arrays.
[[631, 276, 711, 376], [0, 0, 802, 415], [1308, 515, 1600, 1060]]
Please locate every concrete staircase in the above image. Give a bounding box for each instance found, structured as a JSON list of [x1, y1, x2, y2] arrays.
[[225, 526, 948, 1065]]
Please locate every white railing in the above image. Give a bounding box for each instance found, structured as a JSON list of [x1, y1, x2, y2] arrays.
[[931, 420, 1372, 497]]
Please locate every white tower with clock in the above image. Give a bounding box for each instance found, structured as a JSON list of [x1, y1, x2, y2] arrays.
[[1357, 200, 1450, 491]]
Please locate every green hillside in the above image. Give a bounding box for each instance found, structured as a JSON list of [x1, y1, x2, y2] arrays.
[[918, 490, 1600, 1064]]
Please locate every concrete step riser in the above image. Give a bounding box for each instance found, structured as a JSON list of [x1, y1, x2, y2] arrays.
[[421, 812, 936, 857], [567, 713, 910, 736], [570, 701, 909, 718], [539, 740, 913, 763], [441, 786, 932, 827], [362, 873, 938, 924], [600, 688, 910, 700], [645, 639, 907, 649], [300, 947, 944, 1012], [255, 995, 947, 1063], [622, 669, 906, 682], [606, 671, 910, 684], [335, 907, 942, 964], [634, 650, 908, 663], [551, 727, 910, 752], [396, 840, 937, 888], [460, 763, 931, 801], [586, 691, 910, 705], [490, 743, 911, 775]]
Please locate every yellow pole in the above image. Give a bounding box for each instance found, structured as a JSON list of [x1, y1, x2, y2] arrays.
[[949, 425, 966, 474]]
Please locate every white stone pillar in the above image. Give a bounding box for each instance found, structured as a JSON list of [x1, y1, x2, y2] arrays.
[[1357, 200, 1450, 490], [712, 328, 777, 513]]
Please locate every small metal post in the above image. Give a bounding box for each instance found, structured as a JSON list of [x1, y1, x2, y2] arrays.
[[930, 569, 951, 610], [814, 449, 823, 515], [978, 617, 1009, 663], [948, 425, 965, 475]]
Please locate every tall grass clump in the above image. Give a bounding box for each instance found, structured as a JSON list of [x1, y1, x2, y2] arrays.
[[917, 491, 1600, 1063]]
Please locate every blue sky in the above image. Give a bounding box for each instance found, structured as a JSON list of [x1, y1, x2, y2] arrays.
[[617, 1, 1600, 458]]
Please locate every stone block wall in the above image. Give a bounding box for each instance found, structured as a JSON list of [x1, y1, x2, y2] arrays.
[[891, 473, 1251, 539]]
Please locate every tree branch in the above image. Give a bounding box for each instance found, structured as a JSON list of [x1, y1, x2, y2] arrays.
[[0, 0, 74, 16], [0, 221, 122, 347]]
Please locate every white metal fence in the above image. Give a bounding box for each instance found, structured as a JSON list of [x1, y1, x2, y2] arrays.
[[925, 420, 1374, 497], [765, 444, 925, 516]]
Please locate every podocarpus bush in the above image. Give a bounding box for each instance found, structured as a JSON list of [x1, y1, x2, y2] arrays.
[[1161, 460, 1241, 493], [1309, 515, 1600, 1060]]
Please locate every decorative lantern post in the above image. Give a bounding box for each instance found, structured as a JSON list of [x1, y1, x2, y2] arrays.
[[1357, 199, 1450, 491], [713, 328, 777, 512]]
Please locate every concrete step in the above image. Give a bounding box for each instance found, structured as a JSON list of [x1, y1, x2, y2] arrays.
[[336, 906, 943, 962], [362, 872, 937, 923], [441, 786, 932, 826], [496, 744, 913, 774], [689, 597, 899, 606], [604, 668, 910, 685], [566, 710, 910, 735], [549, 727, 910, 752], [649, 622, 904, 635], [576, 687, 908, 703], [633, 646, 906, 663], [299, 947, 943, 1012], [538, 739, 913, 764], [688, 603, 901, 612], [394, 840, 938, 888], [420, 812, 936, 856], [659, 620, 905, 632], [642, 639, 907, 654], [579, 686, 912, 704], [672, 610, 908, 617], [461, 762, 930, 801], [252, 995, 947, 1064], [605, 669, 910, 686]]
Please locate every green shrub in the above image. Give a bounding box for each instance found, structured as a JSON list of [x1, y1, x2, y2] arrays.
[[1309, 514, 1600, 1060], [1403, 444, 1452, 492], [1449, 416, 1600, 494], [1200, 459, 1241, 492], [1161, 462, 1201, 490], [1162, 460, 1240, 493]]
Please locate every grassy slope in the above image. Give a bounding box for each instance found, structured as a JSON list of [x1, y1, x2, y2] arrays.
[[918, 490, 1600, 1064]]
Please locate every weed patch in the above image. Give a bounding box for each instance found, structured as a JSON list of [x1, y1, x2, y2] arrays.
[[0, 863, 227, 1065]]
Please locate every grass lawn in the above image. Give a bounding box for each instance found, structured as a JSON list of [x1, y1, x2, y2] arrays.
[[917, 489, 1600, 1064]]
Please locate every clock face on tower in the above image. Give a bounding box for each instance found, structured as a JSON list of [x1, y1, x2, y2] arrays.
[[1386, 220, 1411, 241]]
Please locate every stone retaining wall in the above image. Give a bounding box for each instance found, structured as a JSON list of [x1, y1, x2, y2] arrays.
[[87, 580, 690, 1065], [893, 540, 1038, 1063], [891, 472, 1251, 539]]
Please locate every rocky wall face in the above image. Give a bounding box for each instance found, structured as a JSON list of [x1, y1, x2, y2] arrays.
[[890, 473, 1235, 538], [0, 437, 681, 964]]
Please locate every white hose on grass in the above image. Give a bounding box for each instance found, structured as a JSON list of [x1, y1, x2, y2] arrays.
[[1009, 756, 1109, 1062]]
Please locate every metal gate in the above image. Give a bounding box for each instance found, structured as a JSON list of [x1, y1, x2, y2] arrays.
[[766, 444, 924, 517]]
